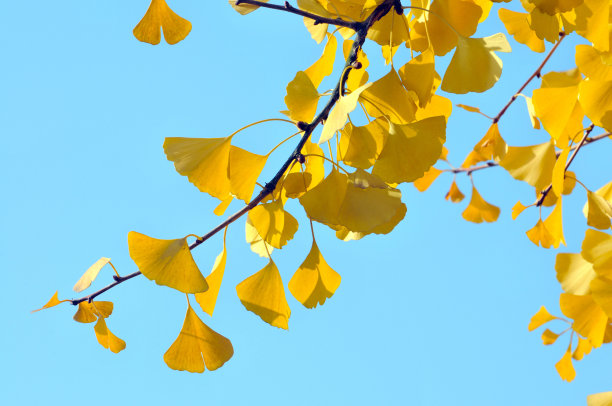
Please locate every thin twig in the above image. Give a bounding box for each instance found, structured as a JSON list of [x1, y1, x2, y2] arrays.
[[70, 0, 399, 305]]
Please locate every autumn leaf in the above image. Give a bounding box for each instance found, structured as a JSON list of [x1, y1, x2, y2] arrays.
[[229, 146, 267, 203], [528, 306, 556, 331], [73, 257, 111, 293], [556, 253, 596, 295], [32, 291, 70, 313], [587, 391, 612, 406], [462, 186, 500, 223], [285, 71, 320, 123], [73, 301, 113, 323], [133, 0, 192, 45], [581, 229, 612, 275], [499, 141, 556, 190], [414, 167, 443, 192], [94, 318, 126, 354], [398, 49, 436, 107], [318, 82, 372, 144], [541, 328, 560, 345], [339, 119, 387, 170], [361, 68, 416, 124], [445, 179, 465, 203], [560, 293, 608, 347], [229, 0, 269, 15], [248, 200, 299, 249], [498, 8, 545, 52], [555, 348, 576, 382], [196, 230, 228, 317]]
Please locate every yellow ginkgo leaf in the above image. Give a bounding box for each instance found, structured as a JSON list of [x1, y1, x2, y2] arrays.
[[498, 8, 545, 52], [583, 181, 612, 222], [473, 124, 507, 163], [343, 40, 370, 91], [560, 293, 608, 347], [248, 200, 298, 249], [164, 137, 232, 201], [73, 301, 114, 323], [541, 328, 560, 345], [556, 253, 596, 295], [587, 392, 612, 406], [526, 219, 554, 248], [32, 291, 70, 313], [73, 257, 111, 293], [367, 11, 410, 47], [318, 82, 372, 144], [414, 167, 443, 192], [398, 49, 436, 108], [552, 147, 570, 197], [283, 142, 325, 198], [544, 198, 566, 248], [590, 276, 612, 318], [164, 303, 234, 372], [527, 0, 584, 15], [128, 232, 208, 294], [575, 45, 612, 81], [586, 190, 612, 230], [574, 0, 610, 52], [94, 317, 126, 354], [579, 79, 612, 132], [372, 116, 446, 184], [214, 195, 233, 216], [581, 229, 612, 275], [500, 141, 556, 190], [229, 146, 267, 203], [195, 231, 227, 317], [133, 0, 192, 45], [361, 68, 416, 124], [456, 104, 485, 114], [462, 186, 500, 223], [289, 240, 341, 308], [415, 95, 453, 121], [573, 336, 593, 360], [300, 169, 348, 227], [529, 8, 560, 43], [236, 260, 291, 329], [441, 33, 511, 94], [445, 179, 465, 203], [229, 0, 269, 15], [528, 306, 556, 330], [555, 349, 576, 382], [285, 71, 320, 123], [518, 94, 541, 129], [303, 18, 328, 43], [245, 216, 273, 258], [305, 33, 338, 87], [512, 201, 529, 220], [339, 119, 387, 169]]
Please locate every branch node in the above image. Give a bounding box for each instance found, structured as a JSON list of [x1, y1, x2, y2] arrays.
[[352, 61, 362, 70], [296, 121, 309, 132], [296, 153, 306, 164]]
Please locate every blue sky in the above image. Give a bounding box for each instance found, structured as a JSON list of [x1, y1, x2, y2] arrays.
[[2, 1, 612, 405]]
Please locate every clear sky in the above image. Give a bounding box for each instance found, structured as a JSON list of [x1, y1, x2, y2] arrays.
[[2, 1, 611, 405]]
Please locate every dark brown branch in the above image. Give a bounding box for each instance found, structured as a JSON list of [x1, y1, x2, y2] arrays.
[[234, 0, 360, 29], [69, 0, 398, 306]]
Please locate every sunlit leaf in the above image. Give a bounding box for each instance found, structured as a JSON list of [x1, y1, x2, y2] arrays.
[[94, 317, 126, 354], [528, 306, 556, 331], [128, 232, 208, 294], [414, 167, 443, 192], [305, 32, 338, 87], [544, 198, 566, 248], [462, 185, 500, 223], [32, 291, 70, 313], [560, 293, 608, 347], [541, 328, 560, 345], [339, 119, 387, 169], [512, 201, 529, 220], [283, 141, 325, 197], [343, 40, 370, 91], [285, 71, 320, 123], [236, 260, 291, 329], [441, 33, 511, 94], [573, 336, 593, 360], [164, 303, 234, 372], [318, 82, 372, 144], [361, 68, 417, 124], [526, 219, 554, 248], [248, 200, 298, 249], [134, 0, 192, 45], [591, 276, 612, 318], [556, 253, 596, 295], [73, 301, 113, 324], [398, 49, 436, 107], [498, 8, 545, 52], [519, 95, 541, 129], [289, 240, 341, 308], [575, 45, 612, 81], [73, 257, 111, 293], [245, 216, 273, 258], [551, 147, 570, 197], [303, 17, 328, 43], [579, 79, 612, 132], [195, 232, 227, 317], [582, 229, 612, 275], [473, 123, 507, 163], [229, 146, 267, 203], [586, 190, 612, 230], [164, 137, 232, 201], [445, 179, 465, 203], [229, 0, 269, 15], [529, 8, 560, 43], [555, 349, 576, 382], [574, 0, 610, 52], [372, 116, 446, 184], [527, 0, 583, 15], [214, 196, 233, 216], [500, 141, 556, 190], [587, 391, 612, 406], [415, 95, 453, 121]]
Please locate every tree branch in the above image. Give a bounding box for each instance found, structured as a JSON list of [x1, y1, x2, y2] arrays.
[[69, 0, 399, 306]]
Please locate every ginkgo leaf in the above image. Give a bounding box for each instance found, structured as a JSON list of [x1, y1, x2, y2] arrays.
[[498, 8, 545, 52], [343, 40, 370, 92], [552, 147, 570, 197], [590, 276, 612, 318], [414, 167, 443, 192], [73, 301, 114, 323], [196, 231, 227, 317], [583, 182, 612, 227], [305, 33, 338, 87], [574, 0, 610, 53], [456, 104, 484, 114], [289, 240, 341, 308], [555, 349, 576, 382], [300, 169, 348, 227], [441, 33, 511, 94], [229, 146, 267, 203], [229, 0, 269, 15], [372, 116, 446, 184], [544, 198, 566, 248], [214, 196, 233, 216], [248, 200, 298, 249], [541, 328, 560, 345], [94, 318, 126, 354], [285, 71, 320, 123], [472, 123, 507, 163], [556, 253, 596, 295], [587, 392, 612, 406], [236, 260, 291, 329], [575, 45, 612, 81], [586, 190, 612, 229], [303, 18, 328, 43], [73, 257, 111, 293], [527, 0, 584, 15], [361, 69, 416, 124], [415, 95, 453, 121], [283, 142, 325, 198], [581, 229, 612, 275], [318, 82, 372, 144], [528, 306, 556, 330], [164, 303, 234, 372], [519, 95, 541, 129], [398, 49, 436, 108], [339, 119, 387, 169], [32, 291, 70, 313], [128, 232, 208, 294], [499, 141, 556, 190], [245, 216, 273, 258], [560, 293, 608, 347], [512, 201, 529, 220], [579, 79, 612, 132], [462, 186, 500, 223], [533, 69, 583, 143], [445, 180, 465, 203], [573, 336, 593, 360], [133, 0, 192, 45], [164, 137, 232, 200], [367, 10, 410, 47], [529, 8, 560, 43], [526, 219, 554, 248]]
